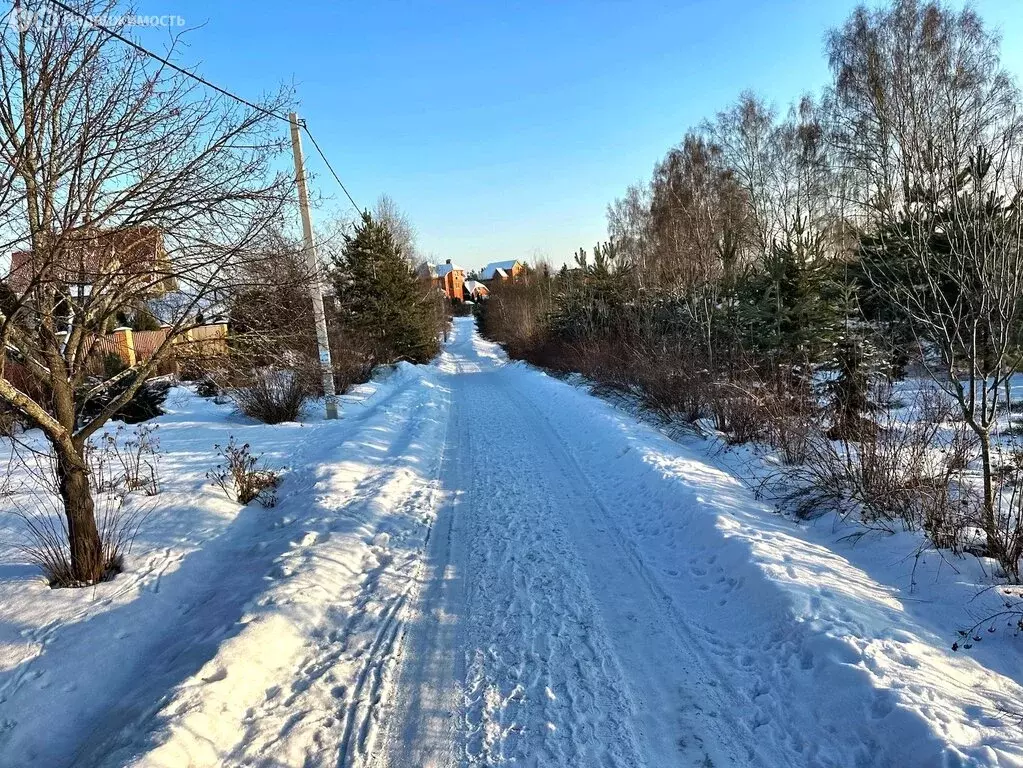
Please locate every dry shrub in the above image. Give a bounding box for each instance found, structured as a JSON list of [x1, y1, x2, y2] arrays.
[[217, 325, 381, 423], [629, 348, 709, 425], [760, 382, 819, 465], [525, 336, 713, 431], [980, 446, 1023, 581], [478, 277, 553, 357], [87, 424, 162, 496], [706, 370, 817, 454], [229, 365, 313, 424], [9, 451, 150, 587], [329, 332, 378, 393], [772, 387, 974, 550], [528, 338, 617, 380], [710, 380, 769, 444], [577, 342, 635, 394], [207, 437, 282, 507], [945, 417, 980, 471], [177, 349, 225, 382], [194, 375, 221, 399]]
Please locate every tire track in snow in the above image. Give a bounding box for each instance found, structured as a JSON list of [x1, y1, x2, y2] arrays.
[[223, 392, 451, 768], [504, 381, 806, 767], [372, 387, 467, 768], [457, 373, 647, 768]]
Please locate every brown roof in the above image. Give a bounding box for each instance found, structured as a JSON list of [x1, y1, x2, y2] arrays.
[[5, 227, 173, 295]]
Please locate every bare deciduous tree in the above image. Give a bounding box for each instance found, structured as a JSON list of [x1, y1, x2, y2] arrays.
[[829, 0, 1023, 572], [0, 1, 293, 584], [607, 183, 654, 285], [704, 92, 779, 263], [374, 194, 419, 265]]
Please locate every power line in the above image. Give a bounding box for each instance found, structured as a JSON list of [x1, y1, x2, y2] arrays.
[[42, 0, 363, 212], [302, 126, 362, 214], [43, 0, 292, 124]]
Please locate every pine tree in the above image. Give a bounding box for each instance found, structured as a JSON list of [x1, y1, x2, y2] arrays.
[[330, 212, 440, 365], [552, 240, 632, 341], [741, 237, 842, 387]]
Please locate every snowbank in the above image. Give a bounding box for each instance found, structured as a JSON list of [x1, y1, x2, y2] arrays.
[[0, 359, 451, 767]]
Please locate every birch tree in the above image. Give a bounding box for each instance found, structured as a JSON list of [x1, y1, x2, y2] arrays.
[[828, 0, 1023, 572]]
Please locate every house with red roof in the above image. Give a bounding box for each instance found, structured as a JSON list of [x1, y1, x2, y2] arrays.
[[420, 259, 465, 301]]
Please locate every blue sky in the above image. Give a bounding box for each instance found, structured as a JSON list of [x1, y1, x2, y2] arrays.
[[137, 0, 1023, 270]]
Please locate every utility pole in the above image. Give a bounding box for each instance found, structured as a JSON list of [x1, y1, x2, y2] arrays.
[[289, 112, 339, 420]]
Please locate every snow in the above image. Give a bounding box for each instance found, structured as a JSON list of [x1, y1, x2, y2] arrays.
[[0, 317, 1021, 766], [0, 360, 449, 767], [478, 260, 519, 280], [425, 262, 462, 278]]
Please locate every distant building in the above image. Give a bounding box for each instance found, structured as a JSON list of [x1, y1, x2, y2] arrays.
[[420, 259, 465, 301], [479, 259, 526, 283], [464, 279, 489, 300], [6, 226, 176, 299]]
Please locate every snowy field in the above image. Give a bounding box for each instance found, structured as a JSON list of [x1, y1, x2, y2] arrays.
[[0, 316, 1021, 767]]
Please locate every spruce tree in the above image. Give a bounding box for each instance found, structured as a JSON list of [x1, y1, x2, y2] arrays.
[[331, 212, 440, 365], [820, 269, 894, 442]]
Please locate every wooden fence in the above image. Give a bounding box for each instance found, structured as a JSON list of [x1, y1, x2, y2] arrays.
[[92, 332, 134, 365], [80, 323, 229, 375], [1, 324, 230, 402], [106, 324, 228, 369]]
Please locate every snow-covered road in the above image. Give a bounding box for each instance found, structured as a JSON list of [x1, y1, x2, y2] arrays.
[[2, 316, 1022, 767], [381, 325, 764, 767], [376, 319, 1023, 768]]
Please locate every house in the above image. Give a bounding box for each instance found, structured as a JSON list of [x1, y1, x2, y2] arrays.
[[6, 226, 176, 299], [463, 279, 489, 300], [479, 259, 526, 283], [420, 259, 465, 301]]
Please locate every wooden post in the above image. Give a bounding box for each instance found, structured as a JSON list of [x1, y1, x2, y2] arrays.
[[289, 112, 339, 420], [161, 323, 181, 376]]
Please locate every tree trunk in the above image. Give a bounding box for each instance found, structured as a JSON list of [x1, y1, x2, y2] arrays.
[[976, 430, 1003, 567], [55, 448, 104, 584]]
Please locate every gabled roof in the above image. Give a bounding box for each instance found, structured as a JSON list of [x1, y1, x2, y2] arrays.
[[422, 262, 464, 279], [464, 279, 488, 295], [479, 260, 522, 281]]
